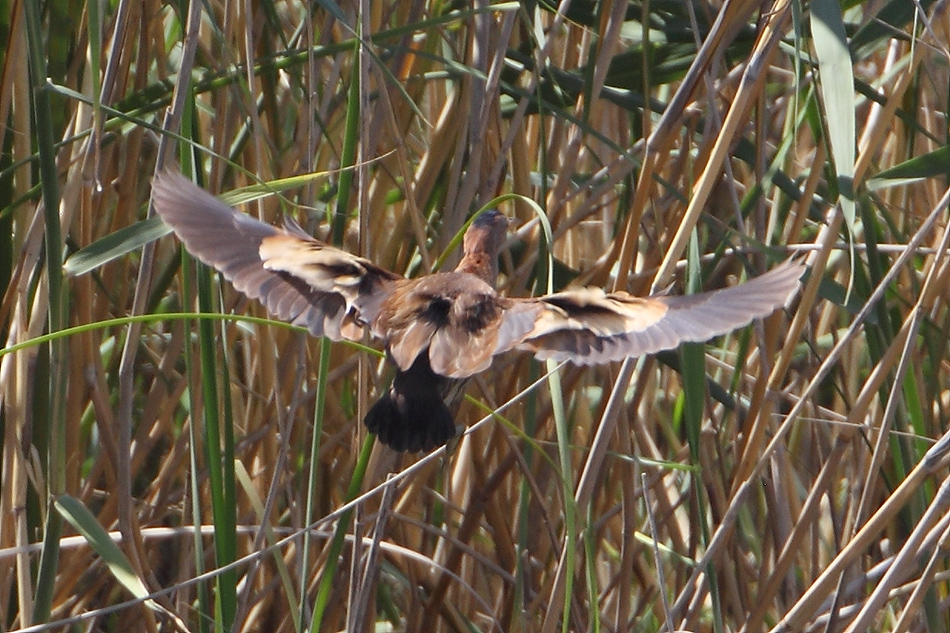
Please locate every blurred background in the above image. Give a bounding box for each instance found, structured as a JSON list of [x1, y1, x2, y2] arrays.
[[2, 1, 950, 631]]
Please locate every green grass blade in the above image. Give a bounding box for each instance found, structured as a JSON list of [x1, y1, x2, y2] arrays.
[[64, 216, 173, 277], [331, 41, 361, 244], [299, 338, 332, 631], [680, 238, 722, 633], [811, 0, 856, 231], [54, 495, 152, 603], [308, 435, 375, 632], [23, 0, 69, 623], [195, 259, 238, 632], [867, 145, 950, 190]]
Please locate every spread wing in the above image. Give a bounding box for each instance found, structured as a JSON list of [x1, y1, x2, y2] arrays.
[[498, 259, 805, 364], [151, 170, 401, 340]]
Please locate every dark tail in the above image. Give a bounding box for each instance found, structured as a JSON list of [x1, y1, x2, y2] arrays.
[[364, 355, 459, 452]]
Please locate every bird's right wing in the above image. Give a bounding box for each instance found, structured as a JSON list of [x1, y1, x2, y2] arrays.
[[495, 259, 805, 365], [151, 170, 401, 341]]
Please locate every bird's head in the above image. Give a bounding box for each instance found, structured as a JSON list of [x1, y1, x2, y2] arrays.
[[463, 209, 510, 260], [455, 209, 511, 284]]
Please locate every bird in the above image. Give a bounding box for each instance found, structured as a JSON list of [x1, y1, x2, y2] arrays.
[[151, 170, 805, 452]]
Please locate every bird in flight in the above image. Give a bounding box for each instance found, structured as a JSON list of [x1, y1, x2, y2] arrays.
[[151, 170, 804, 452]]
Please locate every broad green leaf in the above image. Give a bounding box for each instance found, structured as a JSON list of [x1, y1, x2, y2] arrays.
[[811, 0, 855, 231], [64, 215, 171, 277], [54, 495, 152, 603], [868, 145, 950, 191]]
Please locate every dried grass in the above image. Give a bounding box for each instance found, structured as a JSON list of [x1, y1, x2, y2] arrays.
[[2, 1, 950, 632]]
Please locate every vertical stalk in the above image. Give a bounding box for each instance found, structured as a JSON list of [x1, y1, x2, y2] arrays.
[[23, 0, 68, 623]]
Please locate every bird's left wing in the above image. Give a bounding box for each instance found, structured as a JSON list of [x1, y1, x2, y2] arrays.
[[495, 259, 805, 364], [152, 170, 401, 340]]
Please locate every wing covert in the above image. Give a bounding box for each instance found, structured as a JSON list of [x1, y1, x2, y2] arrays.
[[151, 170, 400, 340], [498, 259, 805, 364]]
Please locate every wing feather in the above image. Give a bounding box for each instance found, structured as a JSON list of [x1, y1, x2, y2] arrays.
[[503, 259, 805, 364], [151, 170, 400, 340]]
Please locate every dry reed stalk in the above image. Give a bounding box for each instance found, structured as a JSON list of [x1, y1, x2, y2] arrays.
[[3, 2, 950, 632]]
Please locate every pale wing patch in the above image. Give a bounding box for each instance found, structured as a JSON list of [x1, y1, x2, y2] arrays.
[[260, 235, 368, 292], [427, 290, 507, 378], [152, 170, 402, 342], [428, 321, 499, 378], [513, 259, 805, 364], [513, 292, 670, 363], [530, 290, 669, 337], [373, 273, 508, 378], [259, 234, 401, 339], [492, 302, 543, 355], [387, 317, 437, 371]]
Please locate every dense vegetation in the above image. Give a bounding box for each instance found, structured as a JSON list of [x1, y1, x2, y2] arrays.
[[2, 1, 950, 631]]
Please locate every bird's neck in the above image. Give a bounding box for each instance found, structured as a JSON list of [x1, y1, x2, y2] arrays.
[[455, 251, 498, 285]]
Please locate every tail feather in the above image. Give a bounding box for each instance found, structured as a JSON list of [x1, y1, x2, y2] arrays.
[[364, 354, 460, 452]]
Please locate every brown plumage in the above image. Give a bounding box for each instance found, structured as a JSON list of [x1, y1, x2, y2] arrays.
[[151, 170, 805, 452]]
